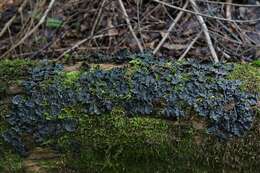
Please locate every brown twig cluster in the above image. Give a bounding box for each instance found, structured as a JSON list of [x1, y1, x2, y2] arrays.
[[0, 0, 259, 62]]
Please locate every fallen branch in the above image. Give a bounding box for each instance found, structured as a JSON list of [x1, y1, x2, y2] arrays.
[[118, 0, 144, 53], [153, 1, 189, 55], [189, 0, 219, 63], [178, 31, 202, 61], [0, 0, 56, 58]]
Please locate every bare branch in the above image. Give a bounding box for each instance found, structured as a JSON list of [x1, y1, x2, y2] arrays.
[[226, 0, 232, 20], [195, 0, 260, 7], [153, 1, 189, 55], [189, 0, 219, 63], [91, 0, 107, 36], [152, 0, 260, 23], [0, 0, 29, 38], [56, 33, 119, 60], [118, 0, 144, 53], [0, 0, 56, 58], [178, 31, 202, 61]]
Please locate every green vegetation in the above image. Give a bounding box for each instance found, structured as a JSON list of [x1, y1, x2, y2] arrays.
[[0, 106, 23, 173], [252, 59, 260, 67], [0, 151, 23, 173], [228, 63, 260, 93], [58, 113, 260, 173], [60, 107, 173, 172], [0, 59, 34, 94], [0, 59, 34, 81], [62, 71, 81, 87]]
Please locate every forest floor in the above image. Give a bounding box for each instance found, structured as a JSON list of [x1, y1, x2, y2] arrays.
[[0, 0, 259, 61]]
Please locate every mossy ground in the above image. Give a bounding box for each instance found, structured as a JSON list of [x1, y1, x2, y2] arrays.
[[0, 59, 260, 173]]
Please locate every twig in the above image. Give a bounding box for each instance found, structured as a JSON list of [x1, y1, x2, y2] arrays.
[[118, 0, 143, 53], [0, 0, 56, 58], [214, 20, 241, 43], [152, 0, 260, 23], [0, 0, 29, 38], [217, 47, 231, 59], [195, 0, 260, 7], [153, 1, 189, 55], [136, 0, 144, 45], [56, 33, 119, 60], [90, 0, 107, 36], [226, 0, 232, 20], [189, 0, 219, 63], [178, 31, 202, 61]]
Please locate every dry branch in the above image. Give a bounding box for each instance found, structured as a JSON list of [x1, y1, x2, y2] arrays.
[[0, 0, 29, 38], [178, 31, 202, 61], [152, 0, 260, 23], [0, 0, 56, 58], [189, 0, 219, 63], [118, 0, 144, 53], [56, 33, 119, 60], [226, 0, 232, 20], [195, 0, 260, 7], [91, 0, 107, 36], [153, 1, 189, 55]]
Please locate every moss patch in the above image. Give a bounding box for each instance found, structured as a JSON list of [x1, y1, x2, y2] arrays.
[[0, 151, 23, 173], [59, 112, 260, 172], [63, 71, 81, 86], [0, 59, 34, 80], [59, 107, 173, 172], [0, 59, 34, 95], [252, 59, 260, 67], [228, 63, 260, 93]]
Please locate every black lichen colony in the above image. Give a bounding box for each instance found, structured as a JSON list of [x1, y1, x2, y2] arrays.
[[1, 54, 258, 156]]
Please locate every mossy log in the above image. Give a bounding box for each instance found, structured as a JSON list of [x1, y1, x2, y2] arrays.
[[0, 58, 260, 173]]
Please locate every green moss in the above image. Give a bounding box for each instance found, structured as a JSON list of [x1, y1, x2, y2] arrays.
[[252, 59, 260, 67], [57, 108, 260, 172], [0, 59, 34, 95], [0, 104, 10, 140], [59, 107, 173, 172], [126, 58, 148, 77], [62, 71, 81, 87], [228, 63, 260, 93], [0, 151, 23, 173], [0, 103, 23, 173], [0, 59, 34, 80]]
